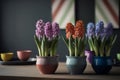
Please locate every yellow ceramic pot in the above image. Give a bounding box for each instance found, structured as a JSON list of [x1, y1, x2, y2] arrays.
[[1, 53, 13, 61]]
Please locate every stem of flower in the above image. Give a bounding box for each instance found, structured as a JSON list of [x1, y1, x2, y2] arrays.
[[38, 48, 41, 56], [75, 38, 78, 57], [41, 36, 46, 56], [69, 36, 72, 56]]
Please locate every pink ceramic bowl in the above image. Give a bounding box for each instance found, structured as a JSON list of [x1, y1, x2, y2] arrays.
[[17, 50, 32, 61]]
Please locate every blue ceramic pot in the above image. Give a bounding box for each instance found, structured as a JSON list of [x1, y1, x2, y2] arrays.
[[92, 56, 112, 74], [66, 56, 87, 75]]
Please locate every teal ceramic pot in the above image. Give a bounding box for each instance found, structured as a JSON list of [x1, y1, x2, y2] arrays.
[[92, 56, 112, 74], [66, 56, 87, 75]]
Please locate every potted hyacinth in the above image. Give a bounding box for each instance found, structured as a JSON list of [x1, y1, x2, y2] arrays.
[[86, 21, 117, 74], [63, 20, 87, 74], [85, 23, 95, 64], [34, 19, 60, 74]]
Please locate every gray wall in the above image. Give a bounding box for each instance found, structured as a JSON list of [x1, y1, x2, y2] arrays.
[[0, 0, 120, 62], [0, 0, 52, 57]]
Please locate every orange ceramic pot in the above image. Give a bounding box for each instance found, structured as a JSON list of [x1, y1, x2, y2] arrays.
[[17, 50, 31, 61], [36, 56, 58, 74]]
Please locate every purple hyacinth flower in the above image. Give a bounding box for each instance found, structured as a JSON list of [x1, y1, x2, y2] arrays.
[[36, 19, 45, 28], [95, 21, 104, 37], [35, 19, 45, 39], [86, 22, 95, 38], [52, 22, 60, 38], [44, 22, 53, 41], [104, 22, 113, 37]]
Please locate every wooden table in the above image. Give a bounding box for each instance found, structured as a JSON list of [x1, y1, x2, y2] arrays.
[[0, 63, 120, 80]]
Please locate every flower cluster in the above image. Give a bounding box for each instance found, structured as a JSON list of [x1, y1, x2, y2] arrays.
[[86, 22, 95, 38], [35, 19, 59, 41], [34, 19, 60, 56], [35, 19, 45, 39], [73, 20, 85, 38], [66, 20, 85, 39], [63, 20, 86, 57], [66, 23, 74, 39], [86, 21, 117, 56]]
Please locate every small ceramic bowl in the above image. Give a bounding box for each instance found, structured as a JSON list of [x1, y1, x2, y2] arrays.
[[117, 53, 120, 61], [1, 52, 13, 61], [17, 50, 32, 61]]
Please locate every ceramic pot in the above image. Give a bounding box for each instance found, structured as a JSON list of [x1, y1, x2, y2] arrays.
[[17, 50, 31, 61], [85, 50, 94, 64], [1, 52, 13, 61], [92, 56, 112, 74], [36, 56, 58, 74], [66, 56, 87, 75]]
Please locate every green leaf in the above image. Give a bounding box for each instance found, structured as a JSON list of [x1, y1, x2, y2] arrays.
[[68, 35, 73, 56], [88, 37, 94, 51], [100, 36, 106, 56], [80, 37, 85, 56], [111, 35, 117, 45], [75, 38, 78, 56], [50, 36, 59, 56], [34, 35, 42, 56], [41, 36, 45, 56], [106, 35, 117, 56], [62, 36, 73, 56], [93, 36, 99, 56], [62, 36, 69, 49]]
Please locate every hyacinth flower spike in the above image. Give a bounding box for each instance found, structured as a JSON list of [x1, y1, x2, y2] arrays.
[[62, 20, 86, 57], [104, 23, 117, 56], [86, 21, 117, 57], [34, 19, 60, 57], [86, 22, 95, 51]]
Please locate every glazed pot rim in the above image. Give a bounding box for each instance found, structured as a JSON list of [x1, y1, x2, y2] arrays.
[[93, 56, 111, 58], [17, 50, 32, 52], [36, 55, 59, 58], [0, 52, 14, 54], [66, 55, 86, 58]]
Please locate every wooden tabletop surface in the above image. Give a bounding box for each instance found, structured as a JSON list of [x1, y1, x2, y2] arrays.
[[0, 62, 120, 80]]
